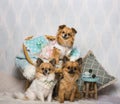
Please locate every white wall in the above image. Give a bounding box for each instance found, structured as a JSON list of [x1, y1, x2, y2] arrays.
[[0, 0, 120, 96]]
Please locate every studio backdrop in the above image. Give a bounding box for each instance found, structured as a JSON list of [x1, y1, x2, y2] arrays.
[[0, 0, 120, 96]]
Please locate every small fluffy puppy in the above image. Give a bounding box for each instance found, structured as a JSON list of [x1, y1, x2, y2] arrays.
[[58, 56, 82, 103], [14, 58, 56, 102], [45, 25, 77, 63]]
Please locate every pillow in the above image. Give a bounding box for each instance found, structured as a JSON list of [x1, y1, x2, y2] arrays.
[[24, 36, 49, 54], [77, 50, 116, 91]]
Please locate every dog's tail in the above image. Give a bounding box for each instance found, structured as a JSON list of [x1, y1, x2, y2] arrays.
[[23, 44, 36, 66], [13, 92, 26, 100]]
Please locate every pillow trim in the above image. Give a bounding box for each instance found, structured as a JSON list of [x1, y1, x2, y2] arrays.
[[98, 78, 117, 91]]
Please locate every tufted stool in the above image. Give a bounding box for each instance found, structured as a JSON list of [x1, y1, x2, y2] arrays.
[[82, 76, 99, 99]]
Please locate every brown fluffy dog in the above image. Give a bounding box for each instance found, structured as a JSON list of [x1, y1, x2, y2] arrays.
[[46, 24, 77, 64], [56, 25, 77, 48], [58, 56, 82, 103]]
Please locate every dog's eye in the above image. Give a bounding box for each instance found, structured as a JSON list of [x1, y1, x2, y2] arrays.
[[68, 33, 70, 36], [67, 66, 70, 69], [74, 67, 77, 70], [42, 68, 44, 70], [48, 68, 51, 71], [62, 31, 65, 34]]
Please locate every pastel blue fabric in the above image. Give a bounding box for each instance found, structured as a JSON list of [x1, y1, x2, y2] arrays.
[[70, 48, 80, 57], [16, 36, 49, 72], [15, 50, 37, 72], [70, 48, 80, 60], [82, 74, 99, 83], [24, 36, 49, 54]]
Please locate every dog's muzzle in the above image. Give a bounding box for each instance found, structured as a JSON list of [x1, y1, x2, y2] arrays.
[[62, 34, 69, 39], [43, 69, 50, 75], [68, 69, 75, 74]]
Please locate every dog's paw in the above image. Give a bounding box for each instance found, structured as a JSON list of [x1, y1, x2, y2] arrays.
[[45, 35, 56, 41], [24, 36, 33, 40], [13, 92, 24, 99]]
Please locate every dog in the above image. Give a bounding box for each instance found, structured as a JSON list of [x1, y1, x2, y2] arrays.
[[45, 24, 77, 63], [58, 56, 82, 103], [14, 58, 57, 102]]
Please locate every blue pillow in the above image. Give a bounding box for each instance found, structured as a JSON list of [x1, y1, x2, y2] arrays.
[[24, 36, 49, 54]]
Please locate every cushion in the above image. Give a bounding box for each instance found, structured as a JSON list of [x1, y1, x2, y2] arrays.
[[24, 36, 49, 54], [77, 50, 116, 91]]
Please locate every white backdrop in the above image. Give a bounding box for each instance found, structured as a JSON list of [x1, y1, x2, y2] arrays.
[[0, 0, 120, 97]]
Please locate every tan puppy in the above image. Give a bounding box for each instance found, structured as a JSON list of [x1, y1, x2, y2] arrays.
[[14, 58, 56, 102], [58, 56, 82, 103], [49, 25, 77, 63]]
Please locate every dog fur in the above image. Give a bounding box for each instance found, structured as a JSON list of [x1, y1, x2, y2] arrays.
[[51, 25, 77, 64], [58, 56, 82, 103]]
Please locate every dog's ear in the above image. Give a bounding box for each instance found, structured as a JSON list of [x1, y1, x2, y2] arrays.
[[71, 28, 77, 34], [36, 58, 43, 67], [58, 25, 66, 30], [50, 59, 56, 66], [63, 56, 69, 63], [76, 58, 82, 65]]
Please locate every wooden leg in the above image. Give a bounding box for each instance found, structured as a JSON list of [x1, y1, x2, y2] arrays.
[[89, 82, 94, 98], [85, 82, 89, 99], [83, 82, 86, 91], [94, 83, 98, 99]]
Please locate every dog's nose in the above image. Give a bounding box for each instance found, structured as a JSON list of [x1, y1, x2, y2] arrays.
[[43, 69, 49, 75], [62, 34, 68, 39], [64, 34, 67, 37], [45, 69, 47, 73], [69, 69, 74, 74]]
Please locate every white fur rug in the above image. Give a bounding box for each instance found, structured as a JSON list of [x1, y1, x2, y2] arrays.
[[0, 93, 119, 104], [0, 72, 119, 104]]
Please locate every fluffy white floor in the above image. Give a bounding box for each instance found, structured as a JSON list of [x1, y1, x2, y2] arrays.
[[0, 93, 120, 104], [0, 72, 119, 104]]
